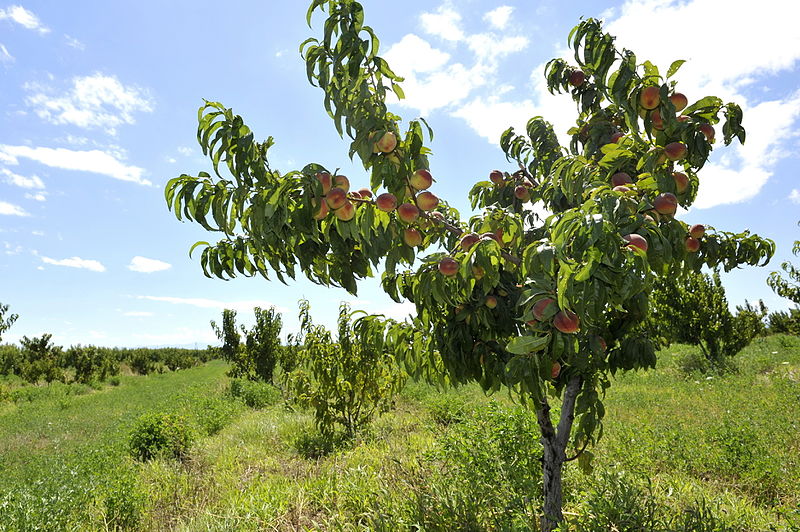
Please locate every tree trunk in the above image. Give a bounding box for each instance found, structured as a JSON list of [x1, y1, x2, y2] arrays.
[[537, 374, 582, 532]]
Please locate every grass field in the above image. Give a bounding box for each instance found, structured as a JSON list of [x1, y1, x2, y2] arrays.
[[1, 336, 798, 531]]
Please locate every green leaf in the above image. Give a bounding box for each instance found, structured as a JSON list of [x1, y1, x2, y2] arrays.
[[507, 334, 550, 355], [666, 59, 685, 78]]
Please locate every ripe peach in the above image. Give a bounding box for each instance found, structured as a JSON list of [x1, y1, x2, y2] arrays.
[[326, 187, 347, 210], [375, 193, 397, 212], [623, 233, 648, 252], [654, 193, 678, 215], [358, 188, 373, 199], [313, 200, 329, 220], [334, 175, 350, 192], [611, 172, 633, 187], [651, 109, 665, 131], [335, 201, 355, 221], [460, 233, 480, 251], [673, 172, 689, 194], [640, 86, 661, 110], [316, 171, 332, 194], [685, 236, 700, 252], [610, 131, 624, 144], [489, 170, 504, 185], [689, 224, 705, 239], [669, 93, 688, 112], [409, 169, 433, 190], [471, 265, 485, 280], [649, 147, 667, 165], [699, 124, 715, 142], [551, 361, 562, 379], [553, 310, 580, 334], [569, 70, 585, 87], [664, 142, 687, 161], [514, 185, 531, 201], [613, 185, 631, 193], [533, 298, 555, 321], [376, 131, 397, 153], [485, 295, 498, 309], [403, 228, 422, 247], [416, 191, 439, 211], [349, 191, 362, 200], [596, 336, 607, 352], [438, 257, 459, 276], [481, 232, 502, 245], [397, 202, 420, 223], [677, 115, 689, 123]]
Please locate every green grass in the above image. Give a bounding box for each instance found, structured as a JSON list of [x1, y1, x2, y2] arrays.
[[1, 337, 799, 530]]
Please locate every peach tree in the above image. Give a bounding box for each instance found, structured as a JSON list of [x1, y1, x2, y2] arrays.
[[165, 1, 774, 528]]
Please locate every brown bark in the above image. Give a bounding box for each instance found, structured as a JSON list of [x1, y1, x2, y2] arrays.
[[537, 374, 582, 532]]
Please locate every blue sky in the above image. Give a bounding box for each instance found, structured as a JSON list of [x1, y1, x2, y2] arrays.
[[1, 0, 799, 347]]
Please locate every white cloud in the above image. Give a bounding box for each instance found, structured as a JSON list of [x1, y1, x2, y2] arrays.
[[64, 35, 85, 50], [123, 311, 154, 317], [41, 255, 106, 272], [31, 230, 44, 236], [177, 146, 194, 156], [420, 4, 464, 41], [3, 241, 22, 255], [0, 43, 13, 64], [0, 145, 150, 185], [1, 167, 45, 189], [25, 73, 154, 134], [0, 5, 49, 34], [0, 201, 29, 216], [790, 189, 800, 204], [483, 6, 514, 30], [128, 256, 172, 273], [24, 192, 46, 202], [136, 295, 288, 313]]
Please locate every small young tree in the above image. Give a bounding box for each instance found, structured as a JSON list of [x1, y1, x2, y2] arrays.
[[211, 307, 284, 382], [648, 271, 766, 369], [20, 334, 64, 383], [289, 300, 405, 439], [768, 223, 800, 305], [166, 3, 774, 528], [210, 309, 246, 377], [0, 302, 18, 343]]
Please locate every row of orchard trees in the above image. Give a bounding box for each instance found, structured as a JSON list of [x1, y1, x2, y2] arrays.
[[165, 2, 776, 528], [0, 303, 215, 385]]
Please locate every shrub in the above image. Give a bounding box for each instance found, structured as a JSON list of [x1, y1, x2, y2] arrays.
[[129, 412, 193, 461], [767, 308, 800, 335], [212, 306, 284, 382], [65, 345, 120, 383], [227, 378, 280, 408], [102, 467, 144, 530], [288, 300, 406, 439], [19, 334, 64, 383], [194, 395, 240, 435]]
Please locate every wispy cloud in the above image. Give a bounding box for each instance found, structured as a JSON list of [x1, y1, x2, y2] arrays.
[[0, 201, 29, 216], [25, 73, 154, 135], [128, 256, 172, 273], [24, 192, 47, 202], [0, 5, 49, 34], [0, 43, 13, 64], [790, 189, 800, 205], [1, 167, 45, 189], [136, 295, 288, 313], [0, 144, 150, 185], [483, 6, 513, 30], [41, 255, 106, 272], [64, 35, 84, 50], [123, 311, 154, 317]]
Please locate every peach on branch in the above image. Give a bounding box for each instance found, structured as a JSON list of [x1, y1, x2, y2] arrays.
[[640, 86, 661, 110], [611, 172, 632, 187], [596, 336, 608, 353], [677, 115, 689, 123], [375, 193, 397, 212], [669, 93, 688, 112], [326, 187, 347, 210], [397, 203, 420, 223], [316, 171, 332, 194], [610, 131, 624, 144], [438, 257, 459, 276], [485, 295, 498, 309], [673, 172, 689, 194], [313, 199, 329, 220], [514, 185, 531, 201], [553, 310, 580, 334], [409, 169, 433, 190], [335, 201, 355, 221], [613, 185, 631, 193], [685, 236, 700, 252], [533, 298, 555, 321], [689, 224, 705, 239], [349, 191, 362, 200], [481, 232, 502, 245], [648, 147, 667, 165], [551, 361, 562, 379], [358, 188, 373, 199], [699, 123, 715, 142], [654, 192, 678, 215], [471, 265, 485, 280], [569, 70, 585, 87], [403, 228, 422, 247], [416, 191, 439, 211], [664, 142, 687, 161], [489, 170, 505, 185], [333, 175, 350, 192], [650, 109, 665, 130], [623, 233, 648, 252], [375, 131, 397, 153], [460, 233, 480, 251]]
